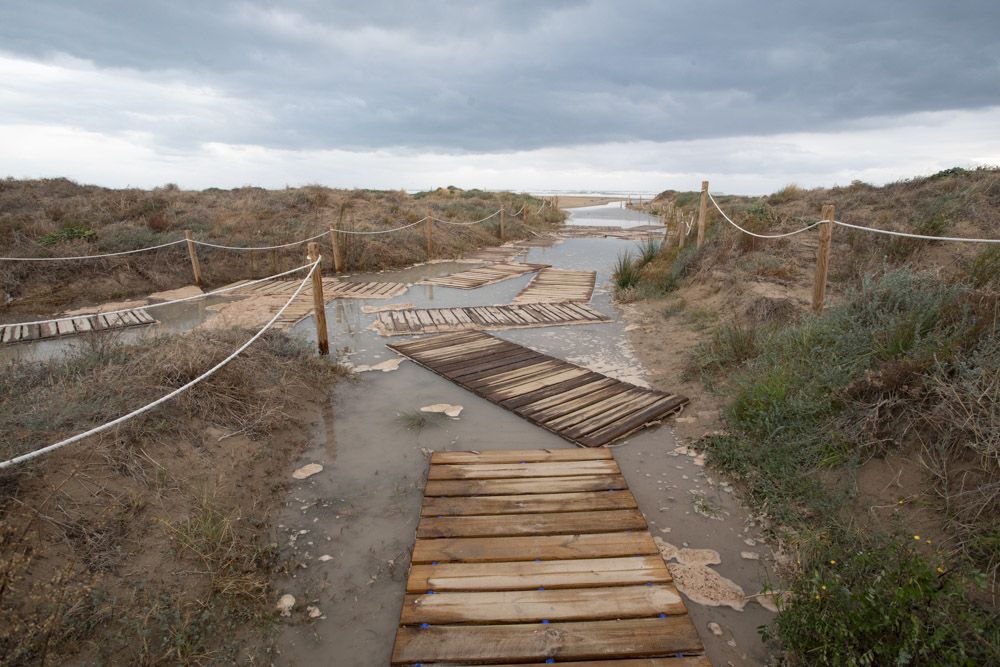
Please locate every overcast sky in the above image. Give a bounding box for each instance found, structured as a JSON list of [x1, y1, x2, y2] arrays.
[[2, 1, 999, 194]]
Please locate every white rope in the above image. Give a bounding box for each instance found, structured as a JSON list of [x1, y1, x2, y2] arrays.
[[429, 209, 502, 226], [832, 219, 1000, 244], [536, 201, 546, 214], [0, 239, 187, 262], [509, 205, 527, 217], [0, 258, 321, 470], [192, 230, 330, 251], [8, 262, 315, 328], [709, 193, 824, 239], [334, 218, 428, 235]]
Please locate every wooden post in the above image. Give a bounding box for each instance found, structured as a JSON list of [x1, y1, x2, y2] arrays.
[[812, 203, 835, 312], [184, 230, 202, 286], [329, 226, 342, 273], [696, 180, 708, 249], [425, 217, 433, 258], [499, 206, 506, 241], [306, 242, 329, 355], [677, 214, 686, 249]]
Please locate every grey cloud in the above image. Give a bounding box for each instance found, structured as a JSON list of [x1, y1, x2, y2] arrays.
[[1, 0, 998, 153]]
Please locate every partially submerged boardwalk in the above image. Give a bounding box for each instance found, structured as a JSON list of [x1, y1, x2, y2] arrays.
[[512, 268, 597, 304], [419, 262, 549, 289], [388, 332, 688, 447], [391, 448, 708, 665], [1, 308, 155, 345], [224, 277, 407, 299], [371, 303, 608, 336]]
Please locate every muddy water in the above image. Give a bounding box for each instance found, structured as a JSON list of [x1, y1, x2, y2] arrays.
[[274, 233, 777, 666]]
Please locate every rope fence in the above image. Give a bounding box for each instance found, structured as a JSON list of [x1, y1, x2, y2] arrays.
[[0, 257, 321, 470], [672, 180, 1000, 313]]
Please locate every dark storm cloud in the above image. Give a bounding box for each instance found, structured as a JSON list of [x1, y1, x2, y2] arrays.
[[2, 0, 998, 152]]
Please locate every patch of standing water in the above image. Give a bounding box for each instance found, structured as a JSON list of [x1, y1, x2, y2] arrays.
[[276, 231, 776, 665], [566, 200, 662, 228]]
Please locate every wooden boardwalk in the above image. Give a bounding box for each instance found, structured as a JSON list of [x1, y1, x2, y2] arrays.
[[391, 448, 708, 666], [512, 268, 597, 304], [388, 332, 688, 447], [1, 308, 155, 345], [419, 262, 549, 289], [224, 277, 407, 299], [559, 225, 667, 240], [372, 303, 609, 336]]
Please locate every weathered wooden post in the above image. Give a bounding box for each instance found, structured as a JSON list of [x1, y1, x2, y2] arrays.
[[812, 203, 835, 312], [425, 217, 433, 258], [329, 225, 342, 273], [184, 230, 202, 286], [677, 213, 686, 249], [306, 242, 329, 355], [696, 180, 708, 249], [499, 206, 506, 241]]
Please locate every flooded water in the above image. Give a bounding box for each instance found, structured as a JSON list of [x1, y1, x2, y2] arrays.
[[566, 201, 662, 228], [275, 224, 776, 665]]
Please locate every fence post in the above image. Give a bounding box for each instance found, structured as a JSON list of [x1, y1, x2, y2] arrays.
[[329, 225, 342, 273], [425, 217, 433, 258], [812, 203, 835, 312], [677, 213, 686, 249], [306, 242, 329, 355], [184, 230, 202, 286], [697, 180, 708, 249], [499, 206, 506, 241]]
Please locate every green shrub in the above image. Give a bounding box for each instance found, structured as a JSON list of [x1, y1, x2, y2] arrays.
[[967, 246, 1000, 289], [635, 238, 662, 266], [766, 530, 999, 666], [39, 224, 96, 246], [612, 251, 642, 290]]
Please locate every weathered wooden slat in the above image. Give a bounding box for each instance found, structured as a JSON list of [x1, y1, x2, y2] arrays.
[[411, 530, 658, 563], [406, 555, 670, 592], [372, 302, 609, 336], [429, 449, 612, 464], [390, 617, 704, 664], [425, 475, 629, 497], [420, 262, 549, 289], [427, 460, 620, 480], [416, 509, 646, 538], [420, 490, 637, 516], [401, 584, 686, 624], [414, 657, 710, 667]]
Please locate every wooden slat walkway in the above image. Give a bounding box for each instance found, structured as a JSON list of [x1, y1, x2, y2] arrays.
[[388, 332, 688, 447], [460, 245, 532, 263], [512, 268, 597, 304], [559, 225, 667, 240], [224, 277, 407, 299], [0, 308, 155, 345], [391, 449, 708, 666], [419, 262, 549, 289], [371, 303, 609, 336]]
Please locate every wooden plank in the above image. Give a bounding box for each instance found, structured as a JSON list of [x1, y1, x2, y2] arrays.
[[425, 475, 629, 497], [390, 617, 703, 664], [411, 531, 658, 563], [406, 555, 670, 592], [430, 449, 612, 464], [414, 659, 711, 667], [389, 332, 689, 447], [427, 460, 620, 480], [420, 490, 637, 516], [416, 509, 646, 538], [400, 584, 686, 624]]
